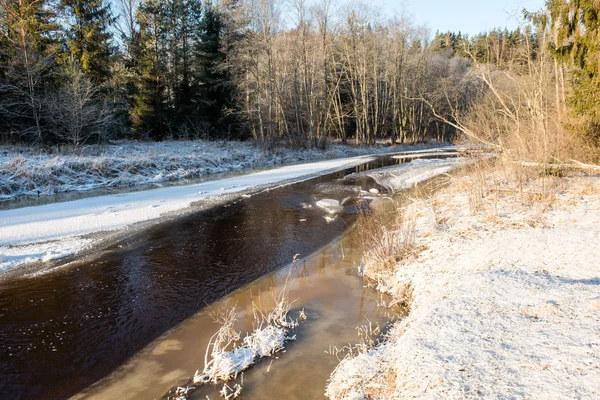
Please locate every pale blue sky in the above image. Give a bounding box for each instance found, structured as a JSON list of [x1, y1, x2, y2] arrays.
[[349, 0, 547, 35]]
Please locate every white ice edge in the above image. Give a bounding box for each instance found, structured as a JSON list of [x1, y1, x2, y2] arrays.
[[0, 154, 380, 272]]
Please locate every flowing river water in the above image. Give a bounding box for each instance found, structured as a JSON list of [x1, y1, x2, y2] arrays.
[[0, 151, 458, 399]]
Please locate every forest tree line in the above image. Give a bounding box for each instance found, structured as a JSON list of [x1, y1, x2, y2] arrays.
[[1, 0, 598, 148]]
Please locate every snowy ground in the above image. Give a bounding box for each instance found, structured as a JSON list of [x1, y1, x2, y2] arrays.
[[0, 140, 409, 202], [0, 153, 392, 274], [327, 168, 600, 399]]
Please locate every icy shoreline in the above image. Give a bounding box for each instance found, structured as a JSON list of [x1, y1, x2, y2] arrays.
[[0, 152, 391, 274], [327, 171, 600, 399]]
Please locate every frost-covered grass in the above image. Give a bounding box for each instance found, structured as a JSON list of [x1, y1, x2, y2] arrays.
[[327, 162, 600, 399], [168, 283, 305, 400], [0, 140, 405, 201]]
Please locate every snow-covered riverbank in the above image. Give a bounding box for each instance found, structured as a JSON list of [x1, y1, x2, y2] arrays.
[[327, 168, 600, 399], [0, 140, 408, 202]]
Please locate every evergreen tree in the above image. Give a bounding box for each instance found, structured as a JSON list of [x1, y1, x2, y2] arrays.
[[172, 0, 203, 125], [193, 1, 239, 138], [130, 0, 208, 139], [547, 0, 600, 132], [60, 0, 115, 83], [130, 0, 167, 140]]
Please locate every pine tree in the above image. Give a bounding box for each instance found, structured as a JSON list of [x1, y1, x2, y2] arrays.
[[60, 0, 115, 83]]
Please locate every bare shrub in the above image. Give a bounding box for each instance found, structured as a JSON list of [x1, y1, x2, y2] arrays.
[[46, 60, 119, 148], [459, 16, 600, 171]]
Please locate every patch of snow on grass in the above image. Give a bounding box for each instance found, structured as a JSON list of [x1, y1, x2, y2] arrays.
[[198, 347, 257, 384], [326, 340, 395, 400], [243, 325, 287, 358], [187, 284, 302, 399]]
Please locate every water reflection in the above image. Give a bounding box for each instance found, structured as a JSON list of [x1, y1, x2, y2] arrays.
[[77, 230, 402, 400], [0, 157, 402, 399]]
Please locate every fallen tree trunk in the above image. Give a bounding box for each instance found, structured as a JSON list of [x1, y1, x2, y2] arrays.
[[517, 160, 600, 172]]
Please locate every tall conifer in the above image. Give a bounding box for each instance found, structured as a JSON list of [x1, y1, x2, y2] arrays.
[[194, 1, 239, 138], [60, 0, 115, 83]]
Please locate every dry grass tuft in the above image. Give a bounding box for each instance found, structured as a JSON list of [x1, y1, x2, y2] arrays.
[[358, 203, 418, 278], [325, 324, 399, 400], [204, 308, 242, 370], [446, 155, 570, 224], [166, 275, 303, 400]]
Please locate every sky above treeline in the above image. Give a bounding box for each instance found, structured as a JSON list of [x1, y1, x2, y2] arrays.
[[341, 0, 547, 36]]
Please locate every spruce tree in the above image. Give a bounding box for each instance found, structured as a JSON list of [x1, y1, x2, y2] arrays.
[[172, 0, 203, 126], [130, 0, 167, 140], [60, 0, 115, 83], [194, 1, 238, 138]]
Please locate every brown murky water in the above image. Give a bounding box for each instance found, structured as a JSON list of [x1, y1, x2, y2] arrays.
[[0, 156, 407, 399], [75, 229, 402, 400]]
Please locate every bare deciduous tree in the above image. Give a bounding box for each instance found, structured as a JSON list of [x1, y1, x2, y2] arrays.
[[47, 60, 118, 148], [0, 0, 58, 143]]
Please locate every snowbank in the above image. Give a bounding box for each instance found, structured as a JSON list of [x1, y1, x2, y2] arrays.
[[0, 140, 409, 202], [327, 172, 600, 399], [0, 153, 380, 273]]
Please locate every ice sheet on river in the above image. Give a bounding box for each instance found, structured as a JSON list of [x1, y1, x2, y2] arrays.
[[314, 182, 363, 195], [315, 199, 345, 214], [345, 158, 465, 192], [0, 154, 378, 273]]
